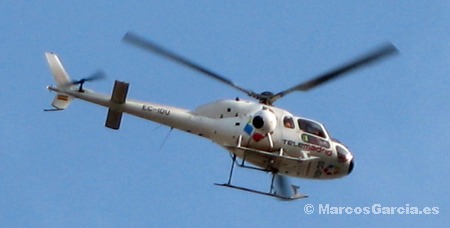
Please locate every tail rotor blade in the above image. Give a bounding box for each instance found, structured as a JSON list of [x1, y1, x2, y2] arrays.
[[71, 70, 106, 85], [84, 70, 106, 82]]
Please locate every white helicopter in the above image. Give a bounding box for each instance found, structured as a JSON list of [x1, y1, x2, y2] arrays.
[[45, 32, 398, 200]]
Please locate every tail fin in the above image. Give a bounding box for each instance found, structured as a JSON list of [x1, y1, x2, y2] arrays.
[[45, 52, 74, 110]]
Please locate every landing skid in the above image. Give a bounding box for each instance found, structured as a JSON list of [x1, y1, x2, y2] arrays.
[[215, 183, 308, 201], [215, 153, 308, 200]]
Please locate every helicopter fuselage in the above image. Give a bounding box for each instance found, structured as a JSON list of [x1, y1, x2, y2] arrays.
[[44, 34, 397, 199], [48, 82, 354, 181]]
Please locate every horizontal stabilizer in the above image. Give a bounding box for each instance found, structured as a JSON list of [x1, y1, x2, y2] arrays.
[[105, 80, 129, 130], [105, 109, 123, 130], [110, 80, 129, 103]]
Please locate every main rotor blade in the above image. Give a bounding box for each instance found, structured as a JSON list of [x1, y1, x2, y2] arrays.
[[123, 32, 255, 96], [271, 43, 399, 102]]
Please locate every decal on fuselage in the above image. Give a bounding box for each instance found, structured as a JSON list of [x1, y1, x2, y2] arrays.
[[282, 139, 333, 156], [323, 164, 340, 175], [142, 105, 171, 115], [57, 94, 69, 101], [314, 161, 325, 178], [243, 118, 265, 142]]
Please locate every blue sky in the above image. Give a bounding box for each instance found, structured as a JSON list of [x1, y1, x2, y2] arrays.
[[1, 1, 448, 227]]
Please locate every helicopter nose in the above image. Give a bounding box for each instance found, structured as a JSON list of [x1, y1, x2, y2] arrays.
[[348, 158, 354, 175]]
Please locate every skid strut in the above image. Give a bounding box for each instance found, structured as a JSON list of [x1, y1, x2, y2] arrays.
[[226, 154, 237, 185], [215, 153, 307, 200]]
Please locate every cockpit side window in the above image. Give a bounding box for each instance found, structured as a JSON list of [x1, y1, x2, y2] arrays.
[[283, 116, 295, 129], [298, 119, 326, 138]]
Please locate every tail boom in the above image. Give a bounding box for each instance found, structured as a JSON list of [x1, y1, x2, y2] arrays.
[[46, 83, 217, 136], [45, 53, 218, 136]]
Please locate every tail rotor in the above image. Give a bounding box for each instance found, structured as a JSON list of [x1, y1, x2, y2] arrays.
[[69, 70, 106, 92], [45, 52, 105, 110]]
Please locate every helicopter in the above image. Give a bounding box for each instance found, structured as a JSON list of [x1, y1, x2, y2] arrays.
[[45, 32, 398, 200]]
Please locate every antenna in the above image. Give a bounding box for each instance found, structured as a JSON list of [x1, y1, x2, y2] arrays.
[[158, 127, 173, 152]]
